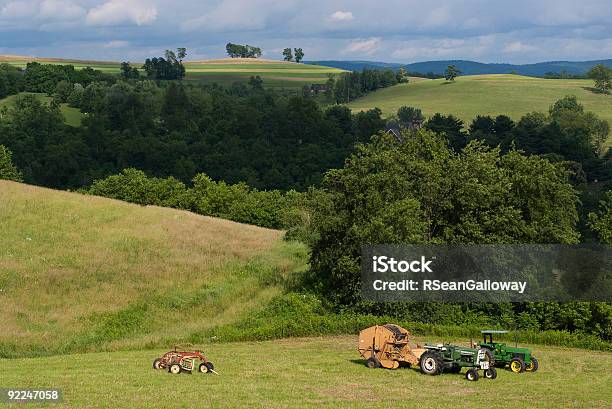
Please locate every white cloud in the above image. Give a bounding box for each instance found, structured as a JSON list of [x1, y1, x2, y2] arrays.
[[1, 1, 37, 18], [86, 0, 157, 26], [344, 37, 381, 55], [330, 11, 353, 22], [39, 0, 84, 20], [503, 41, 537, 53]]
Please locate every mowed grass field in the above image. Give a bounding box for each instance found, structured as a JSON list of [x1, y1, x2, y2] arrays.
[[1, 336, 610, 409], [0, 92, 84, 126], [348, 74, 612, 147], [0, 181, 307, 358], [1, 56, 343, 89]]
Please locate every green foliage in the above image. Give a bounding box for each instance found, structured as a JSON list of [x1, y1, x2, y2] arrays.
[[588, 191, 612, 243], [294, 48, 304, 63], [309, 130, 580, 307], [23, 62, 114, 94], [397, 106, 424, 124], [87, 169, 305, 229], [120, 62, 140, 79], [282, 48, 293, 61], [445, 65, 461, 81], [142, 49, 186, 80], [0, 145, 23, 182], [329, 68, 399, 104], [587, 63, 612, 93], [225, 43, 262, 58], [0, 64, 24, 99]]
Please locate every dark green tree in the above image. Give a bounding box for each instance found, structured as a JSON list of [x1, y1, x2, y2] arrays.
[[0, 145, 23, 182], [282, 48, 293, 61], [294, 48, 304, 63], [587, 64, 611, 93], [445, 65, 461, 81]]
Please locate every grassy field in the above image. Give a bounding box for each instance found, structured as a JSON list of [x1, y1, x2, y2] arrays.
[[0, 92, 84, 126], [347, 74, 612, 147], [0, 181, 307, 358], [0, 56, 343, 89], [1, 336, 610, 408]]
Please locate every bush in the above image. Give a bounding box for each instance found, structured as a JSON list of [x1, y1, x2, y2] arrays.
[[0, 145, 23, 182]]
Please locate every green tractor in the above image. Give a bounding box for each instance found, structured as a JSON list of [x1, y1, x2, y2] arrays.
[[419, 343, 497, 381], [478, 330, 539, 373]]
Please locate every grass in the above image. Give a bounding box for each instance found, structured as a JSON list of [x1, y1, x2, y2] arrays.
[[1, 335, 610, 409], [1, 56, 344, 89], [0, 92, 84, 126], [347, 74, 612, 148], [0, 181, 308, 358]]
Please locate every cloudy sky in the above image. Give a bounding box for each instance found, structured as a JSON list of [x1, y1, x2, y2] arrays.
[[1, 0, 611, 63]]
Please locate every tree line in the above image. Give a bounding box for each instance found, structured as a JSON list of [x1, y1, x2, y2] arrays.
[[226, 43, 262, 58]]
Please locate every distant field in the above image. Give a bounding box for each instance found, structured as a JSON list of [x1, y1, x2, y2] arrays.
[[2, 336, 610, 408], [0, 181, 307, 358], [0, 92, 83, 126], [0, 56, 344, 89], [347, 74, 612, 147]]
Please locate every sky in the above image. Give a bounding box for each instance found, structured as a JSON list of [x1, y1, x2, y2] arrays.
[[1, 0, 611, 63]]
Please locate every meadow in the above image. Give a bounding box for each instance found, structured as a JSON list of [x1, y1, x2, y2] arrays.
[[0, 92, 83, 126], [1, 336, 610, 409], [1, 56, 343, 89], [347, 74, 612, 147], [0, 180, 308, 358]]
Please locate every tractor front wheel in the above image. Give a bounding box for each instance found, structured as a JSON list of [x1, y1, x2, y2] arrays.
[[169, 363, 181, 374], [526, 357, 539, 372], [366, 357, 380, 369], [510, 357, 526, 373], [419, 351, 443, 376], [484, 368, 497, 379], [465, 368, 479, 381], [153, 358, 163, 370]]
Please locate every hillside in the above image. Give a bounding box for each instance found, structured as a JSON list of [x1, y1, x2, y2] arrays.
[[0, 181, 307, 358], [309, 59, 612, 77], [347, 74, 612, 147], [0, 55, 343, 88], [0, 92, 83, 127]]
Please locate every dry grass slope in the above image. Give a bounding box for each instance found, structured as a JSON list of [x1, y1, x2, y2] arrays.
[[0, 181, 307, 357]]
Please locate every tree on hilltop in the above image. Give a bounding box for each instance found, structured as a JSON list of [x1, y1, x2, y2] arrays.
[[445, 65, 461, 81]]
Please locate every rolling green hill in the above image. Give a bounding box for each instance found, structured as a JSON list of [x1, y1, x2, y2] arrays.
[[347, 74, 612, 147], [0, 93, 84, 126], [0, 180, 307, 358], [0, 56, 343, 89]]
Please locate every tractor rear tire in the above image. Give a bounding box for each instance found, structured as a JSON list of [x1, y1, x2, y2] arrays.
[[169, 363, 181, 374], [366, 357, 380, 369], [419, 351, 443, 376], [510, 357, 526, 373], [483, 349, 495, 366], [526, 357, 539, 372], [484, 368, 497, 379], [465, 368, 479, 381], [153, 358, 163, 370]]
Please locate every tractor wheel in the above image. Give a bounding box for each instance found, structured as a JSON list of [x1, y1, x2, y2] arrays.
[[153, 358, 163, 370], [484, 368, 497, 379], [366, 357, 380, 369], [465, 368, 479, 381], [419, 351, 443, 376], [199, 363, 210, 373], [483, 349, 495, 366], [510, 357, 526, 373], [169, 363, 181, 374], [526, 357, 539, 372]]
